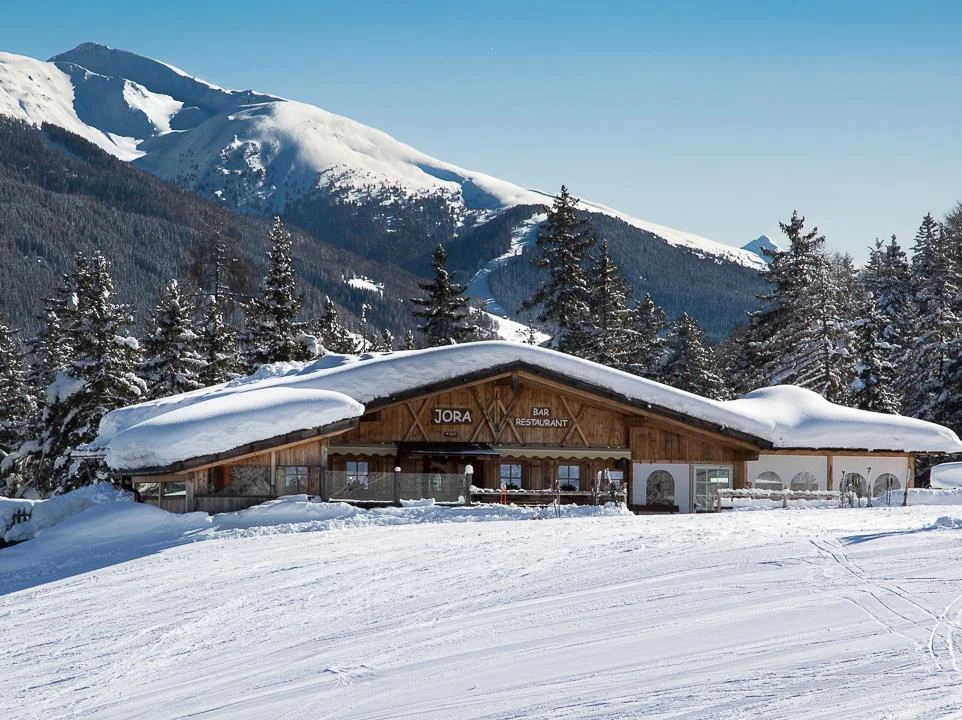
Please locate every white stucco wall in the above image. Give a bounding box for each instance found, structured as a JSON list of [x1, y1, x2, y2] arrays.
[[747, 455, 829, 490], [632, 463, 690, 513]]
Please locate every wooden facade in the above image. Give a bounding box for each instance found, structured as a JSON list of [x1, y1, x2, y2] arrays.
[[128, 366, 926, 514]]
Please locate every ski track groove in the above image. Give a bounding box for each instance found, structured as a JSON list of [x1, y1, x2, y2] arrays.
[[5, 509, 962, 718]]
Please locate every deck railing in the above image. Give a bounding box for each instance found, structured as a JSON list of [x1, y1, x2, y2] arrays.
[[325, 471, 470, 504]]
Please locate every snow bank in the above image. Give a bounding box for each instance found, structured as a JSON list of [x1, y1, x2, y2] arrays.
[[0, 493, 629, 594], [211, 495, 631, 538], [0, 483, 132, 543], [96, 387, 363, 470], [904, 487, 962, 506], [89, 343, 962, 472], [929, 462, 962, 489], [726, 487, 962, 511]]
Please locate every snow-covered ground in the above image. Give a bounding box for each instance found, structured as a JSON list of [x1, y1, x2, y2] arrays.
[[3, 493, 962, 719]]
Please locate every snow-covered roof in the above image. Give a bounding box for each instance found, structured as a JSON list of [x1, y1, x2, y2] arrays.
[[88, 342, 962, 472], [95, 387, 363, 471]]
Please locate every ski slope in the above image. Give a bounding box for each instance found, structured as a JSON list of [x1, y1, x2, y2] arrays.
[[3, 499, 962, 719]]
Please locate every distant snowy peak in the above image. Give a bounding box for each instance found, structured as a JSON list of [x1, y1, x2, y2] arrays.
[[0, 42, 761, 269], [742, 234, 781, 262]]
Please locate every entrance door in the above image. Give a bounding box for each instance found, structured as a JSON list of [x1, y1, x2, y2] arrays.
[[693, 465, 733, 512]]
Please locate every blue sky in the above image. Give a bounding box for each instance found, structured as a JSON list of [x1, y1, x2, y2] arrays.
[[3, 0, 962, 260]]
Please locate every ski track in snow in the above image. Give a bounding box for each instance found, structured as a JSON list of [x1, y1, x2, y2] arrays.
[[4, 508, 962, 718]]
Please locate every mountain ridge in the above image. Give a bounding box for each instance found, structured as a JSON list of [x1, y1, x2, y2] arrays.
[[0, 43, 767, 338], [3, 43, 764, 270]]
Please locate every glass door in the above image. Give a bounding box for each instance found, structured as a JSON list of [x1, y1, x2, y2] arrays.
[[693, 465, 733, 512]]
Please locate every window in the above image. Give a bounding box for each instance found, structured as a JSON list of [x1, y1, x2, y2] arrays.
[[646, 470, 674, 507], [221, 466, 272, 496], [842, 472, 866, 493], [500, 463, 523, 489], [790, 472, 818, 491], [694, 466, 733, 511], [873, 473, 901, 497], [558, 464, 580, 491], [346, 460, 370, 489], [753, 471, 784, 491], [280, 466, 309, 495]]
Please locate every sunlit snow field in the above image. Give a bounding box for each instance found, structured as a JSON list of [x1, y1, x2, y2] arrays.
[[3, 496, 962, 719]]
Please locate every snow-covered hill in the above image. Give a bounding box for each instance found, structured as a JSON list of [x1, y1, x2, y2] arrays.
[[3, 494, 962, 718], [0, 43, 764, 270]]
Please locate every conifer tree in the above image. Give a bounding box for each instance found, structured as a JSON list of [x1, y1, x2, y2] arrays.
[[38, 252, 145, 492], [906, 214, 962, 421], [849, 289, 900, 414], [861, 235, 913, 400], [244, 216, 314, 370], [410, 244, 473, 346], [522, 186, 594, 354], [402, 329, 416, 351], [316, 296, 359, 354], [371, 328, 395, 352], [662, 313, 727, 399], [0, 318, 34, 458], [623, 293, 668, 380], [197, 293, 242, 386], [581, 240, 633, 366], [733, 210, 850, 401], [141, 280, 206, 400]]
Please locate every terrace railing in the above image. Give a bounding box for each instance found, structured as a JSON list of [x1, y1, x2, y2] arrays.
[[324, 471, 470, 504]]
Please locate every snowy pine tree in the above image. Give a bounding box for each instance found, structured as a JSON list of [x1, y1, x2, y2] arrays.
[[141, 280, 206, 400], [662, 313, 728, 399], [906, 213, 962, 422], [849, 289, 900, 413], [410, 244, 473, 346], [40, 252, 146, 492], [580, 240, 633, 366], [197, 293, 242, 386], [316, 296, 359, 354], [522, 186, 594, 354], [0, 318, 34, 458], [244, 216, 314, 370], [733, 211, 851, 401], [623, 292, 668, 380], [860, 235, 913, 402], [402, 329, 416, 351]]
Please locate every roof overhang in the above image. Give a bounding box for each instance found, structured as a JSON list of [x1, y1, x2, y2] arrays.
[[118, 416, 359, 476]]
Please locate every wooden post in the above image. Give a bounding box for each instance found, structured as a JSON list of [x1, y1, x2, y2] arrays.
[[270, 450, 277, 497], [393, 466, 401, 507]]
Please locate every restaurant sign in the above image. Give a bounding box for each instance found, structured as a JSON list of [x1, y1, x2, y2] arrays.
[[515, 406, 570, 428], [432, 408, 473, 425]]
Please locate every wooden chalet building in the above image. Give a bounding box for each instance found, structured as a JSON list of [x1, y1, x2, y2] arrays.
[[85, 342, 962, 514]]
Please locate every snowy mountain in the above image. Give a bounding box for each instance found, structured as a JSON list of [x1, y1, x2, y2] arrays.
[[742, 234, 781, 262], [0, 43, 768, 336], [0, 44, 763, 266]]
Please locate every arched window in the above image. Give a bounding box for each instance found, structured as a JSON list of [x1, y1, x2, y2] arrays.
[[754, 471, 784, 491], [842, 472, 867, 493], [790, 472, 818, 491], [873, 473, 901, 497], [646, 471, 675, 507]]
